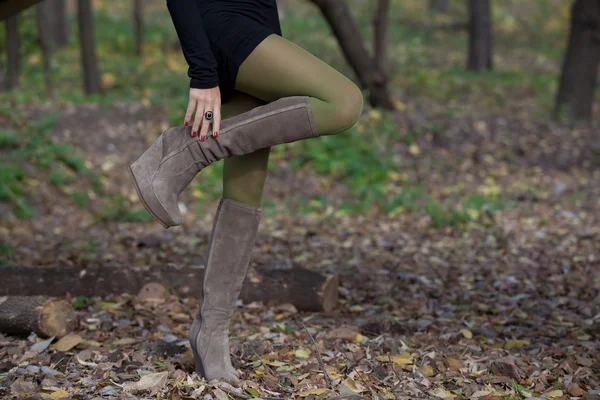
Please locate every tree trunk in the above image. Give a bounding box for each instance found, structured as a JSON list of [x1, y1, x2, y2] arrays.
[[554, 0, 600, 120], [311, 0, 394, 109], [0, 296, 77, 338], [77, 0, 100, 94], [133, 0, 143, 56], [49, 0, 68, 47], [429, 0, 450, 13], [467, 0, 493, 70], [372, 0, 392, 109], [36, 0, 55, 99], [0, 264, 339, 312], [5, 15, 19, 90]]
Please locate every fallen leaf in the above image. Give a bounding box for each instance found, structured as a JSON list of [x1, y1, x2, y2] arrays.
[[297, 388, 330, 397], [113, 338, 138, 346], [546, 389, 563, 398], [376, 355, 413, 365], [409, 144, 421, 156], [31, 336, 55, 353], [418, 365, 435, 377], [122, 372, 168, 394], [325, 326, 359, 341], [504, 340, 530, 348], [51, 334, 82, 352], [432, 387, 455, 399], [295, 348, 311, 359], [446, 358, 463, 371], [48, 389, 69, 399], [459, 329, 473, 339], [567, 383, 586, 396]]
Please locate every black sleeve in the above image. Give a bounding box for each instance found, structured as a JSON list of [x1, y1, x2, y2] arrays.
[[166, 0, 219, 89]]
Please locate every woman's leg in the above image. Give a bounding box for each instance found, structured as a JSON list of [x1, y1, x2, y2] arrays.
[[221, 92, 271, 207], [235, 34, 364, 136]]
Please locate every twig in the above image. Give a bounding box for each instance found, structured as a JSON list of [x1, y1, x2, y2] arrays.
[[219, 386, 286, 400], [294, 317, 333, 389]]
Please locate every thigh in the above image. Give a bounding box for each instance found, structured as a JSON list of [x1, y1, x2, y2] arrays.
[[234, 34, 354, 103]]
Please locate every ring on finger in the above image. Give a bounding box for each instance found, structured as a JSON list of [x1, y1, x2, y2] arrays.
[[204, 110, 213, 121]]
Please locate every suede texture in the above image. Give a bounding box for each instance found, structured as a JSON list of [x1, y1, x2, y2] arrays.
[[191, 197, 262, 386], [128, 96, 317, 228]]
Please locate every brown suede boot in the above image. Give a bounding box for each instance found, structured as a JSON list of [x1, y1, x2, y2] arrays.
[[128, 96, 317, 228], [188, 198, 261, 386]]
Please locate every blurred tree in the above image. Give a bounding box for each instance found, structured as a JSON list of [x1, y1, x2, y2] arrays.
[[49, 0, 68, 47], [555, 0, 600, 120], [467, 0, 493, 70], [429, 0, 450, 14], [4, 15, 19, 90], [36, 0, 55, 99], [310, 0, 394, 109], [78, 0, 100, 94], [133, 0, 143, 56]]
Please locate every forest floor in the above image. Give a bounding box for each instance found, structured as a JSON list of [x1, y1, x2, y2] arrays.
[[1, 1, 600, 399]]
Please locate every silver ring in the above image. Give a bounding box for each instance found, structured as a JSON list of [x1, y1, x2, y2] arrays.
[[204, 111, 213, 121]]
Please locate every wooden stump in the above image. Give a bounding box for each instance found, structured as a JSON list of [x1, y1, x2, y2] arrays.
[[0, 296, 77, 338]]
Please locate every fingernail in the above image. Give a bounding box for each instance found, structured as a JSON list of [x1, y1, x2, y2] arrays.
[[213, 131, 218, 137], [200, 136, 205, 142], [192, 131, 196, 137], [185, 122, 189, 126]]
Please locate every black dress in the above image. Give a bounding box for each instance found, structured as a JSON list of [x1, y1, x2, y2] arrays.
[[167, 0, 282, 103]]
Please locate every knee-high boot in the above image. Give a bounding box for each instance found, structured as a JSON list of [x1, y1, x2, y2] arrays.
[[187, 197, 261, 386]]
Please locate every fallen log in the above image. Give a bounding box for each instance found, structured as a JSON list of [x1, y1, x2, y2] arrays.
[[0, 296, 77, 338], [1, 264, 338, 312]]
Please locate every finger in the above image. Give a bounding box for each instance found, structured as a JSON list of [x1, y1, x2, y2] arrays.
[[185, 98, 196, 129], [199, 107, 211, 141], [192, 104, 204, 138], [212, 104, 221, 137]]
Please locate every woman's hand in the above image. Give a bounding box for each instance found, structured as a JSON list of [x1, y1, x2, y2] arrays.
[[185, 87, 221, 141]]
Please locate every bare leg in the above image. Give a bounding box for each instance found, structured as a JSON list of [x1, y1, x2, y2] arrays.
[[235, 34, 364, 136]]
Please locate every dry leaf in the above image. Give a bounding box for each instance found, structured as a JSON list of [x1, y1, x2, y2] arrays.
[[546, 389, 564, 398], [48, 389, 70, 399], [113, 338, 138, 345], [51, 334, 83, 352], [432, 387, 455, 399], [459, 329, 472, 339], [376, 355, 413, 365], [122, 372, 168, 394], [295, 348, 311, 359]]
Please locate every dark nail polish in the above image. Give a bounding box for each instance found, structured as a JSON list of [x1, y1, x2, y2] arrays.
[[192, 131, 197, 137], [185, 122, 189, 126], [200, 136, 205, 142]]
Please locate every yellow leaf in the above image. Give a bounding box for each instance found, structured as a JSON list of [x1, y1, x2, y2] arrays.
[[394, 101, 406, 111], [341, 377, 365, 393], [274, 313, 285, 320], [409, 144, 420, 156], [28, 54, 40, 65], [418, 365, 435, 377], [350, 305, 365, 312], [265, 360, 286, 367], [369, 110, 382, 121], [254, 369, 265, 375], [460, 329, 473, 339], [102, 73, 116, 88], [51, 334, 83, 352], [376, 355, 413, 365], [295, 348, 311, 359], [113, 338, 137, 345], [49, 389, 69, 399], [297, 388, 330, 397], [546, 389, 563, 398], [504, 340, 530, 348], [354, 333, 364, 343], [432, 387, 455, 399]]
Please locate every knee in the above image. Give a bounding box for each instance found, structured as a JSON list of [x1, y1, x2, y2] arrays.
[[332, 83, 364, 133]]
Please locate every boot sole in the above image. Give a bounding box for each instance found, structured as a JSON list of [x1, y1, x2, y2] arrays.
[[127, 165, 170, 229]]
